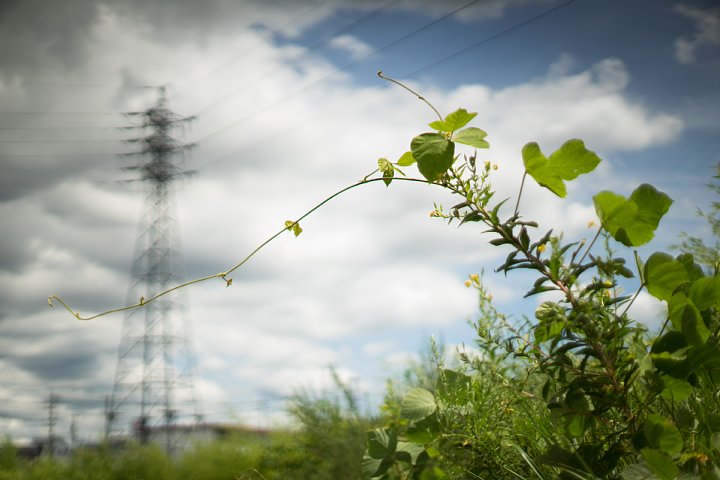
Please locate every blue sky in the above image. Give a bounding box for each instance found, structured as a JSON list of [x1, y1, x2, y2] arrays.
[[0, 0, 718, 444]]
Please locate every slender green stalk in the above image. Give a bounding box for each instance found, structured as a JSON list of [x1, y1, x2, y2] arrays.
[[49, 175, 431, 320], [377, 71, 443, 122]]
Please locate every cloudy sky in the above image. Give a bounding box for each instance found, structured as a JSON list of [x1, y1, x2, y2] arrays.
[[1, 0, 718, 443]]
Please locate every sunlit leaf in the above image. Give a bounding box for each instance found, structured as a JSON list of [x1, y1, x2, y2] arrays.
[[411, 133, 455, 182], [428, 108, 476, 133], [453, 127, 489, 149], [400, 388, 437, 422], [284, 220, 303, 237], [396, 441, 427, 465], [644, 252, 688, 302], [523, 139, 601, 197], [378, 157, 394, 186], [681, 302, 710, 347], [593, 184, 673, 247], [689, 276, 720, 310], [397, 151, 415, 167]]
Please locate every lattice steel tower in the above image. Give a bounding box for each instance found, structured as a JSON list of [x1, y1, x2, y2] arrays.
[[106, 87, 203, 452]]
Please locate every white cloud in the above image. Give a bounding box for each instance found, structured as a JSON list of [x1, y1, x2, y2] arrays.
[[673, 3, 720, 64], [0, 5, 692, 442], [329, 34, 374, 60], [626, 290, 666, 332]]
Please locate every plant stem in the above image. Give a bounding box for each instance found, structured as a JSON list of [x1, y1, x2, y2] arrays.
[[513, 171, 527, 218], [377, 71, 443, 122], [49, 175, 431, 320]]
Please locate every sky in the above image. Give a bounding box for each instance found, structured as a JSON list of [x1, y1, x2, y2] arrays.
[[0, 0, 719, 444]]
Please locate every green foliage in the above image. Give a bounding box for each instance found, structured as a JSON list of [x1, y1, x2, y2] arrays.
[[49, 75, 719, 479], [522, 139, 600, 197], [364, 87, 719, 479], [593, 183, 673, 247]]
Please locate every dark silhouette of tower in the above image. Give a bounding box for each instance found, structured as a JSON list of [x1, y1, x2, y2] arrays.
[[106, 87, 203, 453]]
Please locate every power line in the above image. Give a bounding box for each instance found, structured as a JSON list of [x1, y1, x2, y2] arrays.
[[194, 0, 575, 172], [191, 0, 483, 144], [172, 0, 329, 98], [405, 0, 577, 78], [0, 126, 126, 130], [190, 0, 400, 116], [0, 81, 156, 89], [0, 139, 123, 143], [0, 111, 123, 116]]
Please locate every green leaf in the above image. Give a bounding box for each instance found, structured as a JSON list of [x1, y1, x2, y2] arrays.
[[640, 448, 680, 480], [411, 133, 455, 182], [428, 108, 476, 133], [644, 252, 689, 302], [644, 414, 683, 456], [364, 429, 397, 479], [593, 184, 673, 247], [659, 376, 693, 402], [400, 388, 437, 422], [689, 276, 720, 310], [284, 220, 303, 237], [362, 456, 385, 479], [366, 428, 396, 459], [681, 302, 710, 346], [668, 292, 689, 331], [676, 253, 705, 282], [631, 183, 674, 229], [396, 442, 427, 465], [522, 139, 601, 197], [397, 151, 415, 167], [378, 157, 394, 187], [453, 127, 489, 149], [405, 415, 439, 444]]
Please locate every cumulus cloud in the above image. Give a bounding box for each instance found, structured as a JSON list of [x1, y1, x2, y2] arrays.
[[0, 0, 694, 442], [328, 34, 374, 60], [673, 3, 720, 64]]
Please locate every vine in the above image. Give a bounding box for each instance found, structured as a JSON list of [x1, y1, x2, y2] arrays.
[[49, 74, 720, 479]]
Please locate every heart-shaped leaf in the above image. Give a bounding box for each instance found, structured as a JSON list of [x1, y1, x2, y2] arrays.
[[400, 388, 437, 422], [428, 108, 476, 133], [411, 133, 455, 182], [593, 184, 673, 247], [396, 151, 415, 167], [523, 139, 601, 197], [644, 252, 689, 302], [453, 127, 489, 149]]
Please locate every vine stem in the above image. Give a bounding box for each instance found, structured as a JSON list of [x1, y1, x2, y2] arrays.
[[49, 175, 431, 321], [577, 226, 602, 267], [377, 71, 443, 122], [513, 171, 527, 218]]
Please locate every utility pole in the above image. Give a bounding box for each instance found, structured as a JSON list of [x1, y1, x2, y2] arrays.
[[107, 87, 203, 454]]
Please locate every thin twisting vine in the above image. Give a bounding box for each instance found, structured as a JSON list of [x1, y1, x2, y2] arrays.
[[48, 176, 431, 320]]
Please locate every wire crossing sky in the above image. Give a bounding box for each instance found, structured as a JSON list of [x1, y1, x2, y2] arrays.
[[0, 0, 718, 443]]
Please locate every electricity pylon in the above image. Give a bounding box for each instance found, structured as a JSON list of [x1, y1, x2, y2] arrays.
[[106, 87, 203, 453]]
